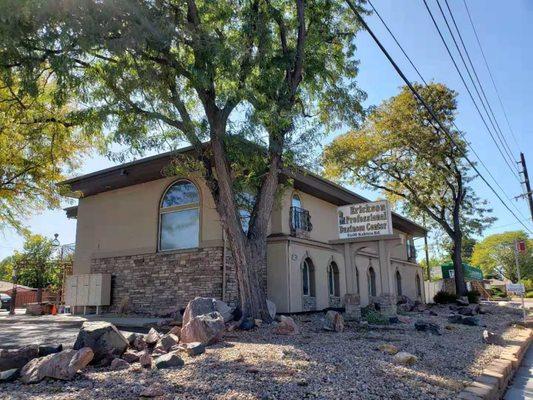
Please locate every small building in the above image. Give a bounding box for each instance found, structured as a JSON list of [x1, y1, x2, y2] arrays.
[[61, 147, 427, 315]]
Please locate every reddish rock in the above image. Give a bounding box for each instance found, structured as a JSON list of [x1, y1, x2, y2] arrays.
[[145, 328, 161, 345], [274, 316, 299, 335], [110, 358, 130, 370], [139, 351, 152, 369], [181, 311, 225, 345]]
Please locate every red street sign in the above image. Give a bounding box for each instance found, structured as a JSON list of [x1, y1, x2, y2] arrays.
[[516, 240, 527, 254]]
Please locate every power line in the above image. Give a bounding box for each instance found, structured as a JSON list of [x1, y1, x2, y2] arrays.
[[344, 0, 533, 235], [442, 0, 517, 167], [365, 0, 532, 229], [422, 0, 520, 182], [462, 0, 521, 150]]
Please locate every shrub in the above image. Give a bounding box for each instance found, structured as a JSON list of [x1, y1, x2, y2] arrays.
[[467, 290, 480, 304], [525, 291, 533, 299], [489, 288, 505, 298], [363, 309, 390, 325], [433, 291, 457, 304]]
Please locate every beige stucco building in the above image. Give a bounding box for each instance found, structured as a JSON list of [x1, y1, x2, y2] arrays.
[[62, 148, 427, 315]]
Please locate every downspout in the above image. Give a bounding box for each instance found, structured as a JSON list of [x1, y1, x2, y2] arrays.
[[222, 230, 227, 302]]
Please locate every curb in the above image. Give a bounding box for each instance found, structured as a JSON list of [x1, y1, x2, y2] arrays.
[[457, 326, 532, 400]]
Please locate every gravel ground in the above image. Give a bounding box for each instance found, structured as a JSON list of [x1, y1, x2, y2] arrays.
[[0, 303, 526, 400]]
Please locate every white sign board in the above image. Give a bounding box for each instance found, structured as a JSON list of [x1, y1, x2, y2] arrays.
[[338, 200, 393, 239], [506, 283, 525, 294]]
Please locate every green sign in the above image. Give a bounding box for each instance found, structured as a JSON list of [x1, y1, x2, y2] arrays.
[[441, 262, 483, 281]]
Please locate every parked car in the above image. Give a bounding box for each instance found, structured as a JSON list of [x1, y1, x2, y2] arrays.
[[0, 293, 11, 310]]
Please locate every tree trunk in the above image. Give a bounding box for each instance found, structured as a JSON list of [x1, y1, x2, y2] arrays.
[[36, 287, 43, 303], [451, 232, 468, 299]]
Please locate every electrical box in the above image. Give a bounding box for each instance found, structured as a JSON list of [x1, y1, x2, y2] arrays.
[[65, 273, 111, 307]]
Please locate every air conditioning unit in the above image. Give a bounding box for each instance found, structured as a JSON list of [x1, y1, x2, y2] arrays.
[[65, 273, 111, 314]]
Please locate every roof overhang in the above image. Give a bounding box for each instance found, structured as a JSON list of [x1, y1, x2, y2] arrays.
[[59, 146, 427, 237]]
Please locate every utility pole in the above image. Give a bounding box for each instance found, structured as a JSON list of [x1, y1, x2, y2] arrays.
[[518, 152, 533, 223]]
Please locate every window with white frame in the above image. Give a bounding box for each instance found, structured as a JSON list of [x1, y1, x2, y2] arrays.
[[159, 180, 200, 251]]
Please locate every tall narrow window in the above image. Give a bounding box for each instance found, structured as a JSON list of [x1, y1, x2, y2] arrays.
[[328, 261, 340, 297], [368, 266, 376, 297], [159, 180, 200, 251], [416, 274, 422, 298], [356, 268, 360, 293], [292, 194, 302, 208], [396, 270, 402, 296], [302, 258, 315, 296]]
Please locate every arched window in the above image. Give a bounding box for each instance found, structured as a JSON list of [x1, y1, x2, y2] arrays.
[[328, 261, 340, 297], [159, 180, 200, 251], [368, 266, 376, 297], [396, 270, 402, 296], [302, 258, 315, 297], [416, 274, 422, 298], [292, 193, 302, 208]]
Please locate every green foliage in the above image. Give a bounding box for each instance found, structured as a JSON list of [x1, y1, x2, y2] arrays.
[[521, 279, 533, 291], [0, 73, 102, 231], [433, 291, 457, 304], [362, 309, 390, 325], [471, 231, 533, 282], [489, 288, 506, 299], [0, 256, 14, 281], [11, 234, 61, 290], [525, 291, 533, 299], [466, 290, 480, 304]]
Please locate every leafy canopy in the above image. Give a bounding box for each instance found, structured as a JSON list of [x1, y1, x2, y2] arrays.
[[0, 72, 101, 231], [323, 83, 495, 240], [471, 231, 533, 282]]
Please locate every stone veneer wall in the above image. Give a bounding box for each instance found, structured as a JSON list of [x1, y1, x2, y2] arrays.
[[91, 246, 245, 316]]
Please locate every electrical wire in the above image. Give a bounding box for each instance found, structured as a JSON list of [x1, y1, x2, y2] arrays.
[[344, 0, 533, 234], [366, 0, 531, 227], [462, 0, 521, 151], [422, 0, 521, 181]]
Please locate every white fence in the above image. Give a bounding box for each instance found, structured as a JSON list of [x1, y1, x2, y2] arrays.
[[424, 280, 444, 303]]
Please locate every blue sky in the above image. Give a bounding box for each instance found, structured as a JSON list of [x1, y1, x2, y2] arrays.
[[1, 0, 532, 259]]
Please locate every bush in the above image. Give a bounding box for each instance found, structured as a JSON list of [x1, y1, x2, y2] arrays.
[[433, 291, 457, 304], [363, 309, 390, 325], [489, 288, 505, 298], [525, 291, 533, 299], [467, 290, 480, 304]]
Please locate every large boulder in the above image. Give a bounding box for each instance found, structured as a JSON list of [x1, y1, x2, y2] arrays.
[[393, 351, 418, 366], [155, 333, 179, 352], [181, 311, 225, 345], [73, 321, 129, 363], [0, 368, 20, 382], [154, 352, 184, 369], [20, 347, 93, 383], [274, 316, 299, 335], [414, 320, 442, 336], [145, 328, 161, 345], [182, 297, 233, 325], [0, 345, 39, 372], [323, 310, 344, 332]]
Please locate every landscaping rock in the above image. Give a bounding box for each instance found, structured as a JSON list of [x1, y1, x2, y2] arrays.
[[483, 330, 503, 345], [169, 326, 181, 337], [448, 315, 464, 324], [267, 299, 277, 320], [456, 297, 469, 306], [155, 333, 179, 352], [133, 335, 147, 351], [124, 332, 142, 346], [139, 351, 152, 368], [38, 344, 63, 357], [413, 301, 427, 312], [73, 321, 129, 363], [182, 297, 234, 325], [458, 304, 480, 316], [181, 311, 225, 345], [20, 347, 94, 383], [121, 349, 140, 364], [393, 351, 418, 366], [179, 342, 205, 357], [378, 344, 399, 355], [110, 357, 130, 370], [240, 317, 255, 331], [154, 352, 184, 369], [274, 316, 299, 335], [145, 328, 161, 345], [462, 316, 480, 326], [323, 310, 344, 332], [0, 368, 20, 382], [0, 345, 39, 372], [415, 320, 442, 335]]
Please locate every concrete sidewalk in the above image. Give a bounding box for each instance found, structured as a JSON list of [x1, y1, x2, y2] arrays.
[[505, 345, 533, 399]]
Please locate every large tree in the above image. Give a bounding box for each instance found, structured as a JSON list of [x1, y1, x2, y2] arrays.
[[0, 0, 367, 320], [471, 231, 533, 282], [0, 72, 101, 231], [323, 83, 494, 297]]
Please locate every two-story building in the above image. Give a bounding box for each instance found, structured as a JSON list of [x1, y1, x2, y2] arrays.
[[62, 146, 427, 315]]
